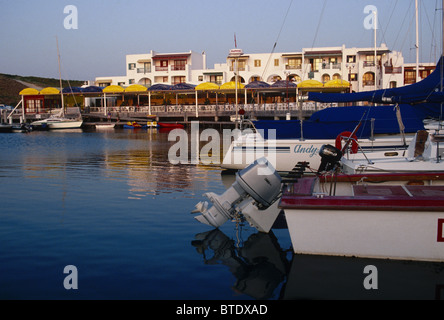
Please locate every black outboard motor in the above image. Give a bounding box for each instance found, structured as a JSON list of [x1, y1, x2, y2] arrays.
[[317, 144, 342, 173]]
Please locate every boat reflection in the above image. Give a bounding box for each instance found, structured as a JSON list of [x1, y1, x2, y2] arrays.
[[191, 228, 290, 300], [192, 228, 444, 300]]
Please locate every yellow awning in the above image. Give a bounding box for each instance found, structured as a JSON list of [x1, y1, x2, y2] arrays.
[[103, 85, 124, 93], [195, 82, 220, 91], [297, 80, 323, 88], [220, 81, 245, 90], [39, 87, 60, 95], [324, 79, 350, 88], [19, 88, 39, 95], [125, 84, 147, 93]]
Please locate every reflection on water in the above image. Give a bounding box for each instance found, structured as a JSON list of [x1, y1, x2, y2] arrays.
[[0, 129, 221, 199], [192, 226, 444, 300], [3, 128, 444, 300], [192, 228, 290, 300]]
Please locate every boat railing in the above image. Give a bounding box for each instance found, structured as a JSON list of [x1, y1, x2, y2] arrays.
[[342, 135, 374, 165]]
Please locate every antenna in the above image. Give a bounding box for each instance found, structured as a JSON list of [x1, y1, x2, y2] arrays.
[[56, 36, 65, 113]]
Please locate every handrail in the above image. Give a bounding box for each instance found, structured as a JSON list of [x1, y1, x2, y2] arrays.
[[7, 100, 22, 119]]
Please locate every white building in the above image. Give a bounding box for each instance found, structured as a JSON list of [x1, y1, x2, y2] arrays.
[[95, 44, 433, 93]]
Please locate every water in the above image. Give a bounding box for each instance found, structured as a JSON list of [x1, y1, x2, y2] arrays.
[[1, 128, 443, 300]]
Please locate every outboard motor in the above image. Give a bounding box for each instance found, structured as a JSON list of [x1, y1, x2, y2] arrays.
[[192, 157, 282, 233], [317, 144, 342, 173]]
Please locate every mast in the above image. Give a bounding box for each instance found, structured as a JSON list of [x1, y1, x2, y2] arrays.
[[416, 0, 420, 82], [374, 9, 377, 91], [56, 36, 64, 115]]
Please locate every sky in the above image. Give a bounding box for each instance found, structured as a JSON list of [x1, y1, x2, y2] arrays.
[[0, 0, 442, 81]]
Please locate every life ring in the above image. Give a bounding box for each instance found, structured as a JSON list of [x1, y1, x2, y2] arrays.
[[335, 131, 359, 154]]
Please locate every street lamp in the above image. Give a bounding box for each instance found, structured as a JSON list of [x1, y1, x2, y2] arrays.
[[229, 48, 244, 128]]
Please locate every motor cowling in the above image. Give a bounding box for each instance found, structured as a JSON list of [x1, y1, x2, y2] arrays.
[[192, 157, 282, 232], [317, 144, 342, 172]]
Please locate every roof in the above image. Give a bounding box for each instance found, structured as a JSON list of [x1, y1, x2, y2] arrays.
[[152, 53, 190, 60]]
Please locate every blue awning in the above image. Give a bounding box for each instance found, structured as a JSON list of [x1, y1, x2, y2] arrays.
[[62, 87, 83, 93], [81, 86, 103, 93], [271, 80, 296, 88], [245, 81, 270, 89], [171, 83, 196, 91], [148, 84, 172, 91]]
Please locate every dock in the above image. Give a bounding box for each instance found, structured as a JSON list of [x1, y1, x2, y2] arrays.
[[3, 102, 325, 128]]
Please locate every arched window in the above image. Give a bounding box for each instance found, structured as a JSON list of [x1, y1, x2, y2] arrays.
[[363, 72, 375, 86], [230, 76, 245, 83], [138, 78, 151, 86], [322, 74, 330, 83]]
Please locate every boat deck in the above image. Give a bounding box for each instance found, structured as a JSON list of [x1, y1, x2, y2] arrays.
[[280, 174, 444, 211]]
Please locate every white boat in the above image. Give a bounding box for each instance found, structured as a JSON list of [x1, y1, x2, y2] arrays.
[[221, 131, 413, 172], [341, 129, 444, 174], [95, 123, 116, 129], [31, 108, 83, 130], [31, 38, 83, 131], [194, 155, 444, 261], [279, 170, 444, 262]]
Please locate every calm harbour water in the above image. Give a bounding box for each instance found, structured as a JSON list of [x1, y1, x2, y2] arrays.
[[1, 128, 444, 300]]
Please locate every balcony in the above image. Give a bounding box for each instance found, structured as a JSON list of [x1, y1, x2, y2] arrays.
[[155, 66, 169, 72], [321, 63, 341, 70], [229, 66, 246, 71], [363, 61, 376, 67], [137, 68, 151, 74], [285, 64, 302, 70], [384, 66, 402, 74], [171, 65, 186, 71]]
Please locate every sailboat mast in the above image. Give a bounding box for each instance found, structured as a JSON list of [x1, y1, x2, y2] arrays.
[[416, 0, 420, 82], [374, 9, 377, 91], [56, 37, 64, 113]]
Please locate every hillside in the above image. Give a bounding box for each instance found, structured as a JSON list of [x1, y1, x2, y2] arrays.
[[0, 73, 85, 106]]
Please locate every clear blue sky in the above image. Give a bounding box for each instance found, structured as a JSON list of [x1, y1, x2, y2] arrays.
[[0, 0, 441, 81]]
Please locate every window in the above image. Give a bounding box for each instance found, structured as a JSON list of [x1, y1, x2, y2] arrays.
[[405, 70, 416, 84], [347, 55, 356, 63], [348, 73, 357, 81], [198, 75, 203, 81], [128, 63, 136, 70], [274, 59, 279, 67], [212, 75, 223, 85], [173, 60, 186, 71], [173, 76, 186, 84], [311, 58, 322, 72], [363, 72, 375, 86], [287, 58, 302, 69], [230, 59, 246, 71], [129, 79, 135, 84], [322, 74, 330, 83], [118, 82, 125, 86], [254, 60, 261, 67]]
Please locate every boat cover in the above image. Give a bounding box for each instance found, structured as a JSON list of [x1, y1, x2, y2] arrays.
[[252, 104, 425, 139]]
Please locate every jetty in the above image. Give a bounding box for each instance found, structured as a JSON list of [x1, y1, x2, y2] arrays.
[[3, 101, 327, 129]]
